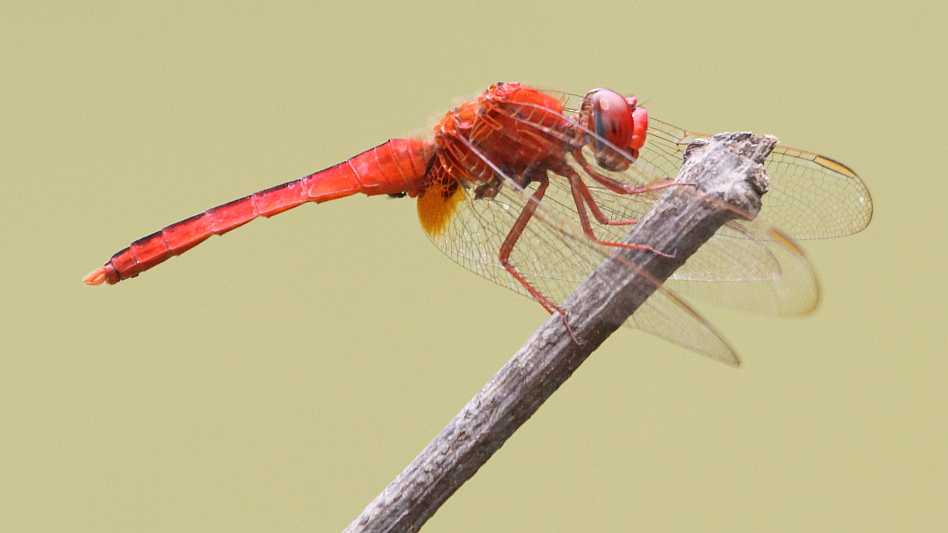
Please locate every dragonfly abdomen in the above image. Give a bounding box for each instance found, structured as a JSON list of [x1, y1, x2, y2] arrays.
[[84, 138, 434, 285]]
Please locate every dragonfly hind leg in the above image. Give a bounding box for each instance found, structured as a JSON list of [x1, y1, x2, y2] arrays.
[[498, 173, 581, 344]]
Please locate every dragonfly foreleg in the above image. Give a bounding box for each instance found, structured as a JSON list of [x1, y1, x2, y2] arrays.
[[571, 148, 685, 196], [565, 170, 676, 259]]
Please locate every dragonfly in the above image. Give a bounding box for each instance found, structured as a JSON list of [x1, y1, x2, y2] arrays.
[[84, 82, 873, 366]]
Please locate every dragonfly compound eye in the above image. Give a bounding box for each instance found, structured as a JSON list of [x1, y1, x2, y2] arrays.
[[582, 88, 636, 171]]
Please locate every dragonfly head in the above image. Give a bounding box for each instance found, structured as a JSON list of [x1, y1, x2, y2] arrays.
[[580, 88, 649, 171]]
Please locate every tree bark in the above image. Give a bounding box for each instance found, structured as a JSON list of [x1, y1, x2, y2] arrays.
[[344, 132, 777, 532]]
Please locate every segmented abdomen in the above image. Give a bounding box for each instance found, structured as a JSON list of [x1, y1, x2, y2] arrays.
[[88, 138, 433, 285]]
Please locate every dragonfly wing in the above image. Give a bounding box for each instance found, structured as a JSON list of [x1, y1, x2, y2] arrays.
[[541, 88, 873, 239], [547, 177, 821, 316], [758, 145, 873, 239], [417, 176, 572, 302], [645, 118, 873, 239], [418, 141, 740, 366], [491, 180, 743, 366], [621, 273, 739, 366], [495, 95, 821, 316], [666, 221, 821, 316]]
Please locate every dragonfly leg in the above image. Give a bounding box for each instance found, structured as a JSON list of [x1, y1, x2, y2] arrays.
[[498, 174, 581, 344], [565, 171, 676, 259], [572, 148, 688, 196], [556, 165, 637, 226]]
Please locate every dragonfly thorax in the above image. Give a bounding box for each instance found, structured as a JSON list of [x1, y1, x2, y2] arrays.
[[430, 82, 576, 193]]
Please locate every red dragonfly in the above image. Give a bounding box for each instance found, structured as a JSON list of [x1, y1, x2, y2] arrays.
[[84, 82, 873, 366]]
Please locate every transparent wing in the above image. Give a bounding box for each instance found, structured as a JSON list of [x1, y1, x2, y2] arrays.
[[646, 118, 873, 239], [418, 168, 742, 366], [488, 96, 821, 316], [546, 89, 874, 239], [546, 176, 821, 316]]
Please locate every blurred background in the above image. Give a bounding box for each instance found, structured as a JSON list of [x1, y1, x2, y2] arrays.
[[2, 1, 945, 531]]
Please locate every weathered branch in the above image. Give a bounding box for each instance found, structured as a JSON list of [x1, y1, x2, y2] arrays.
[[344, 132, 777, 532]]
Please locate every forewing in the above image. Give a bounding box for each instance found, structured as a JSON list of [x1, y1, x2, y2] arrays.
[[493, 94, 821, 316], [543, 89, 873, 239], [646, 118, 873, 239]]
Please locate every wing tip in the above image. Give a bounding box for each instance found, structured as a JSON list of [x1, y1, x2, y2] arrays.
[[712, 338, 743, 368], [814, 154, 875, 236], [722, 353, 743, 368], [766, 227, 824, 315]]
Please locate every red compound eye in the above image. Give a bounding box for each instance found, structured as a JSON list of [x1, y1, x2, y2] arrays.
[[582, 88, 648, 170], [586, 89, 634, 150]]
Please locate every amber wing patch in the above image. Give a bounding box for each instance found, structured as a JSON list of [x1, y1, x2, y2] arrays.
[[417, 175, 465, 236]]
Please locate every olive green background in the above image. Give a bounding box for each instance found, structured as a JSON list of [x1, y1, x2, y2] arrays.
[[2, 1, 945, 531]]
